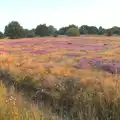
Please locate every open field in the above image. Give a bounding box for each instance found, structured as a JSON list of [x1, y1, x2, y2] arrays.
[[1, 36, 120, 119], [1, 36, 120, 77]]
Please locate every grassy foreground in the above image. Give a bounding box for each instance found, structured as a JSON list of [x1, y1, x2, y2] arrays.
[[1, 65, 120, 120], [0, 81, 58, 120]]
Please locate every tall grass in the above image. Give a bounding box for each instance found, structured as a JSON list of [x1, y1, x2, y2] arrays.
[[1, 53, 120, 119], [0, 81, 58, 120], [1, 68, 120, 120]]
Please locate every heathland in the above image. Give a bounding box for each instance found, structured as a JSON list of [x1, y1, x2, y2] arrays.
[[0, 36, 120, 120]]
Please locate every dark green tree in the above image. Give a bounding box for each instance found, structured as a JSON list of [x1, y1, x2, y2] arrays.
[[80, 25, 99, 34], [88, 26, 99, 34], [58, 24, 78, 35], [4, 21, 24, 39], [110, 26, 120, 35], [23, 29, 35, 38], [68, 24, 78, 29], [98, 26, 105, 35], [58, 27, 68, 35], [79, 25, 89, 34], [35, 24, 49, 37], [48, 25, 57, 36]]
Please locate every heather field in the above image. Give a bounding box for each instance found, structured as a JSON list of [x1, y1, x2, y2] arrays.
[[1, 36, 120, 120]]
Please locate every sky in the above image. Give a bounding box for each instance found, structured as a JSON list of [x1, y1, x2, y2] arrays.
[[0, 0, 120, 32]]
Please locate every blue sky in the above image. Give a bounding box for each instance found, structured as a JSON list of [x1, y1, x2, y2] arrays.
[[0, 0, 120, 32]]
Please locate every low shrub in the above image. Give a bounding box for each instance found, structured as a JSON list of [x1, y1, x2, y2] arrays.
[[66, 27, 80, 36]]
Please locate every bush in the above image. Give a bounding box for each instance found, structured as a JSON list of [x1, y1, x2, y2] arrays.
[[24, 29, 35, 38], [35, 24, 49, 37], [4, 21, 24, 39], [48, 25, 57, 36], [106, 29, 112, 36], [66, 27, 80, 36], [53, 32, 58, 37]]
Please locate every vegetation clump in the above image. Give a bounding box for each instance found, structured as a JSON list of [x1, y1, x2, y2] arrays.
[[67, 27, 80, 36]]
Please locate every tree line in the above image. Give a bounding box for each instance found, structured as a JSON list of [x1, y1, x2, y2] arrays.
[[0, 21, 120, 39]]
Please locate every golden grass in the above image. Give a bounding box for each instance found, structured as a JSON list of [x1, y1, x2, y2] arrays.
[[1, 36, 120, 119], [0, 81, 59, 120], [0, 82, 38, 120]]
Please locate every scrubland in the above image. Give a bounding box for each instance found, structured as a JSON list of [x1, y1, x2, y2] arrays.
[[0, 36, 120, 120]]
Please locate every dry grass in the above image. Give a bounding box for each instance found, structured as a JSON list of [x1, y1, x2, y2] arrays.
[[0, 81, 58, 120], [0, 36, 120, 119]]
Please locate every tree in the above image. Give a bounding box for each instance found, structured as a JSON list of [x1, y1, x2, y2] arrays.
[[35, 24, 49, 37], [66, 27, 80, 36], [0, 32, 4, 39], [106, 29, 112, 36], [98, 26, 105, 35], [48, 25, 57, 36], [52, 30, 58, 37], [88, 26, 99, 34], [80, 25, 99, 34], [68, 24, 78, 29], [79, 25, 89, 34], [58, 27, 68, 35], [4, 21, 24, 39], [23, 29, 35, 38], [110, 26, 120, 35], [58, 24, 78, 35]]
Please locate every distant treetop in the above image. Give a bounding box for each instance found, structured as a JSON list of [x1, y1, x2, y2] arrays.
[[2, 21, 120, 39]]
